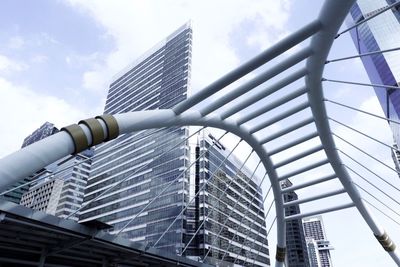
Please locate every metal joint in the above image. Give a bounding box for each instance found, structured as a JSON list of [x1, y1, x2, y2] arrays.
[[276, 246, 286, 262], [61, 124, 89, 154], [79, 118, 105, 146], [375, 232, 396, 252], [96, 114, 119, 141]]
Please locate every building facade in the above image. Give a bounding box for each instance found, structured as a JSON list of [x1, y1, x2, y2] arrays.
[[19, 150, 93, 221], [281, 179, 309, 267], [0, 122, 59, 204], [79, 23, 193, 254], [347, 0, 400, 145], [302, 216, 333, 267], [20, 175, 64, 215], [185, 130, 270, 266]]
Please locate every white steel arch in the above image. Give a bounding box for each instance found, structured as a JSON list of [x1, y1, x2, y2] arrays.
[[0, 1, 399, 266]]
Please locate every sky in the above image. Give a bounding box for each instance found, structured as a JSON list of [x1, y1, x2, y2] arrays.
[[0, 0, 400, 266]]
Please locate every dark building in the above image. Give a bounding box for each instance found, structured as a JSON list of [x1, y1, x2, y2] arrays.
[[281, 179, 309, 267]]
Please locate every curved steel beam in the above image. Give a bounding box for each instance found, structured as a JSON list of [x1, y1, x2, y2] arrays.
[[306, 0, 400, 264]]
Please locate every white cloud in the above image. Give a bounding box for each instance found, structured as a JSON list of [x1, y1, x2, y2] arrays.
[[7, 36, 25, 49], [31, 54, 48, 64], [0, 54, 28, 73], [63, 0, 292, 94], [0, 77, 87, 158]]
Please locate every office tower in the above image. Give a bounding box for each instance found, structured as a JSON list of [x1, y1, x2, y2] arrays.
[[347, 1, 400, 145], [281, 179, 309, 267], [0, 122, 59, 204], [186, 130, 270, 266], [79, 23, 192, 254], [20, 174, 64, 215], [303, 216, 333, 267], [19, 150, 93, 221]]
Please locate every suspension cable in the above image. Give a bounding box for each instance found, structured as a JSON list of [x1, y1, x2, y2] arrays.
[[354, 182, 400, 218], [329, 117, 400, 153], [335, 0, 400, 38], [150, 137, 243, 249], [338, 149, 400, 193], [363, 198, 400, 227], [334, 133, 400, 176], [326, 46, 400, 64], [344, 164, 400, 207], [178, 149, 255, 256], [325, 98, 400, 125], [322, 78, 400, 91], [67, 126, 206, 219]]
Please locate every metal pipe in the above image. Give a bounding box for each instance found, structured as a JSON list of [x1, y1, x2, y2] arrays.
[[259, 117, 314, 144], [284, 202, 355, 221], [238, 86, 308, 125], [281, 173, 336, 192], [283, 188, 346, 207], [278, 158, 329, 181], [274, 144, 324, 168], [247, 101, 310, 133], [220, 68, 308, 120], [172, 20, 322, 115], [200, 49, 312, 116], [268, 131, 319, 156]]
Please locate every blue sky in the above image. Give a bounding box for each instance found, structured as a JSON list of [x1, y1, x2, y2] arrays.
[[1, 0, 399, 266]]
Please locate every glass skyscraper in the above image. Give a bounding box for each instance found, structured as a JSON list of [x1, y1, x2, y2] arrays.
[[347, 0, 400, 145], [186, 130, 270, 266], [79, 23, 192, 253]]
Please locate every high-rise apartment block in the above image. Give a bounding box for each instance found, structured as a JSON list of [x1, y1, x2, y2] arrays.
[[186, 130, 270, 266], [281, 179, 309, 267], [79, 23, 193, 253], [303, 216, 333, 267], [347, 0, 400, 145]]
